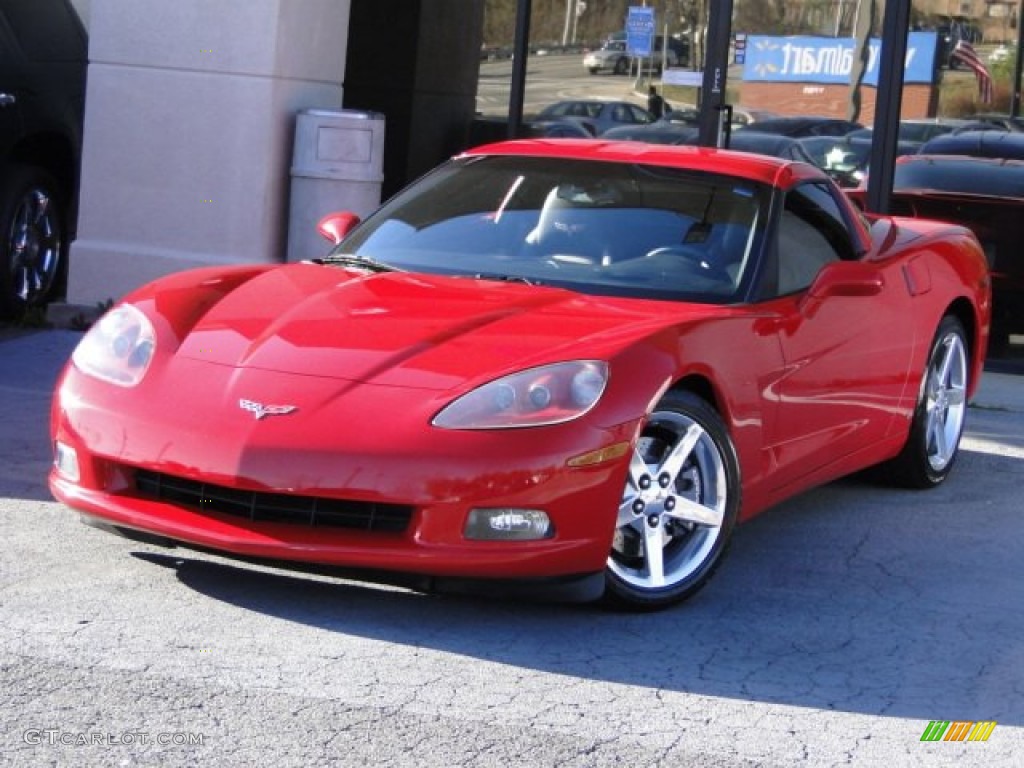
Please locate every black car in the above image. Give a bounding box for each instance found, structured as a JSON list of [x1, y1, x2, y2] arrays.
[[737, 116, 863, 138], [966, 113, 1024, 133], [847, 154, 1024, 347], [918, 130, 1024, 160], [537, 100, 654, 137], [601, 122, 819, 166], [0, 0, 87, 319], [799, 135, 922, 188]]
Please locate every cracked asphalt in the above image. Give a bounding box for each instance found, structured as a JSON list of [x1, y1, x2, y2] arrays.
[[1, 329, 1022, 767]]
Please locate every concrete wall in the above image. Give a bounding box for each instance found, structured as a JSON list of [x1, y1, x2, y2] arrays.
[[69, 0, 351, 305]]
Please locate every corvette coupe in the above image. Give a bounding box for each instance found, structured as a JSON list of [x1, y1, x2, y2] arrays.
[[49, 140, 991, 609]]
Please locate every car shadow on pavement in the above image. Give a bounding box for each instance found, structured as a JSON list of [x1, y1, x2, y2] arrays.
[[124, 440, 1023, 727]]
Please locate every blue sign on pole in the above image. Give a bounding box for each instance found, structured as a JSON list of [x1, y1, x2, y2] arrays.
[[626, 6, 655, 58]]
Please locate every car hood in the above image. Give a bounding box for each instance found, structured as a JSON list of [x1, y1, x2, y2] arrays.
[[166, 264, 694, 392]]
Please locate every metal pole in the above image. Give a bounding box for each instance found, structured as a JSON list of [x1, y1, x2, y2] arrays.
[[697, 0, 733, 147], [1013, 0, 1024, 117], [865, 0, 911, 214], [508, 0, 532, 138]]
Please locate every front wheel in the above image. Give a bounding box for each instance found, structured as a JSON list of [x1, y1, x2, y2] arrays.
[[0, 164, 67, 320], [886, 315, 969, 488], [605, 391, 740, 610]]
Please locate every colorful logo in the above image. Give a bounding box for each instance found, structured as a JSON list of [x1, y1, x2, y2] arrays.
[[920, 721, 996, 742]]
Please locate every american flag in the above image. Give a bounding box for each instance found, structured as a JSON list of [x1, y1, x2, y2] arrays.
[[951, 39, 994, 104]]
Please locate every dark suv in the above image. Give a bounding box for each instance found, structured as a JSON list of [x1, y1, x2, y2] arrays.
[[0, 0, 87, 319]]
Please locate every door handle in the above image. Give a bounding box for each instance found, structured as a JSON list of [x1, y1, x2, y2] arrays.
[[0, 93, 16, 107]]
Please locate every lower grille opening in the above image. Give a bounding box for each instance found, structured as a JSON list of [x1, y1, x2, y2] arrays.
[[134, 470, 412, 533]]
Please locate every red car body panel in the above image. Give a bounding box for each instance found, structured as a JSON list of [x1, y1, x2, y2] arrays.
[[845, 154, 1023, 337], [49, 140, 992, 591]]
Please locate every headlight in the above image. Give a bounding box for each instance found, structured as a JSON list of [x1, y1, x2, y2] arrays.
[[72, 304, 156, 387], [432, 361, 608, 430]]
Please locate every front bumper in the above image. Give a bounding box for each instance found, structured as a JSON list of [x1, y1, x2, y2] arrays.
[[50, 362, 637, 586]]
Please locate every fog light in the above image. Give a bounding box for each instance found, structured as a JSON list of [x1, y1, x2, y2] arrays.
[[464, 508, 553, 541], [54, 441, 80, 483]]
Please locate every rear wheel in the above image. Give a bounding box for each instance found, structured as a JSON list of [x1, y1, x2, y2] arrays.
[[886, 316, 968, 488], [605, 391, 740, 610], [0, 164, 66, 320]]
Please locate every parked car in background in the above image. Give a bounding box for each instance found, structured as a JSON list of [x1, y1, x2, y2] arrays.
[[521, 120, 595, 139], [964, 113, 1024, 132], [659, 108, 700, 126], [0, 0, 87, 319], [714, 131, 821, 164], [600, 121, 698, 145], [799, 135, 921, 187], [729, 107, 780, 130], [583, 40, 633, 75], [583, 35, 687, 75], [599, 107, 782, 147], [918, 130, 1024, 159], [613, 125, 820, 165], [604, 116, 820, 169], [537, 100, 653, 136], [737, 116, 863, 138], [846, 153, 1024, 348], [844, 118, 984, 147], [51, 139, 990, 609], [467, 116, 595, 147]]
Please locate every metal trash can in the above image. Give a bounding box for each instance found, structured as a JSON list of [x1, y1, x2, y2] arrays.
[[287, 108, 385, 261]]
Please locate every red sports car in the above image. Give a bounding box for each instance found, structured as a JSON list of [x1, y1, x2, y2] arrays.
[[50, 140, 991, 609]]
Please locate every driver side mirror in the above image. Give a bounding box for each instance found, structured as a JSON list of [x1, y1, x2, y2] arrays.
[[317, 212, 361, 245]]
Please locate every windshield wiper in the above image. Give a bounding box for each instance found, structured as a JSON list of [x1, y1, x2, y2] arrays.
[[319, 253, 400, 273]]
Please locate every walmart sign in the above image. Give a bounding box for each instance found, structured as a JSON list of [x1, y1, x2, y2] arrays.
[[742, 32, 938, 85]]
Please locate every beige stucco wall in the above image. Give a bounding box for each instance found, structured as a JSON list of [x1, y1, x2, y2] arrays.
[[69, 0, 351, 305]]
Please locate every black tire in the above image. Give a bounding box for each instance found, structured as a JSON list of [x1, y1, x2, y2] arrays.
[[613, 57, 628, 75], [886, 316, 969, 488], [0, 164, 67, 320], [605, 391, 741, 610]]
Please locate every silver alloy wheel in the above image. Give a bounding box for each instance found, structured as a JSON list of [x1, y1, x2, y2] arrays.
[[8, 186, 61, 305], [924, 328, 967, 472], [608, 409, 728, 591]]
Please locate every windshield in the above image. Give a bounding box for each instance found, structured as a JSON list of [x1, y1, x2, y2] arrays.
[[333, 156, 770, 303]]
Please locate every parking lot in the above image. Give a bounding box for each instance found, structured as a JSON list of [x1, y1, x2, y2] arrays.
[[0, 328, 1021, 767]]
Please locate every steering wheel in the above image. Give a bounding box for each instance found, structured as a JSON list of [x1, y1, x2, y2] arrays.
[[643, 246, 732, 283]]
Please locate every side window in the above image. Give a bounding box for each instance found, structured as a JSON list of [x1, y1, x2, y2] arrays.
[[775, 183, 855, 294], [629, 105, 651, 123]]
